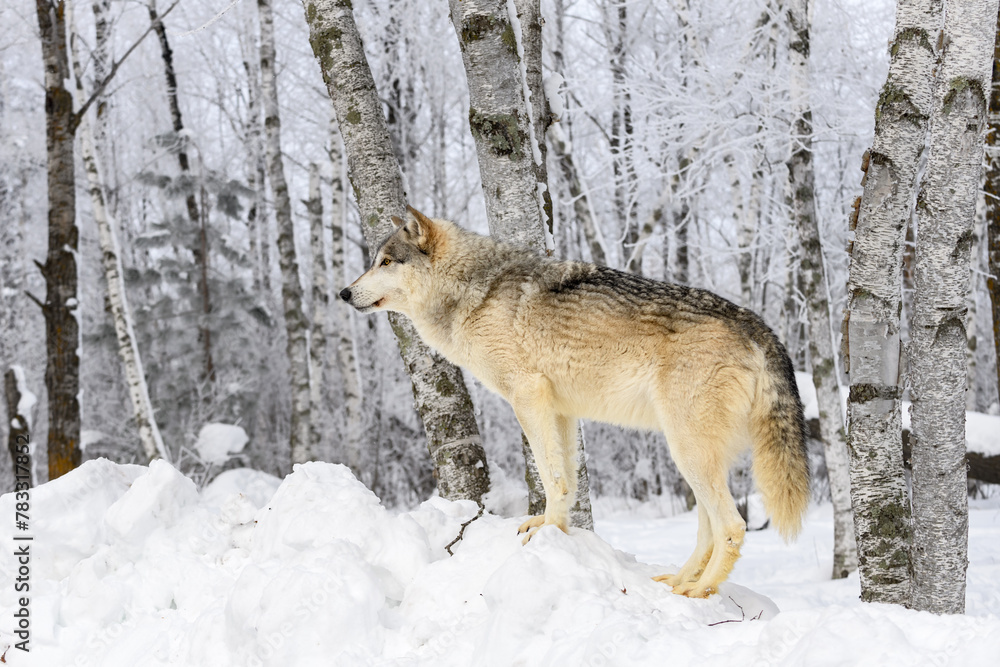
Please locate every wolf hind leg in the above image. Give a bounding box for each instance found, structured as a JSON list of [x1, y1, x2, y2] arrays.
[[510, 375, 574, 543], [658, 418, 747, 598], [653, 503, 713, 586]]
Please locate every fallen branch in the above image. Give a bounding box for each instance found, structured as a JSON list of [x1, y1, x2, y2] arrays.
[[445, 506, 484, 556], [707, 597, 764, 626]]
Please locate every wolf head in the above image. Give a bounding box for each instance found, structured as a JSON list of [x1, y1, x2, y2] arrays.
[[339, 206, 439, 315]]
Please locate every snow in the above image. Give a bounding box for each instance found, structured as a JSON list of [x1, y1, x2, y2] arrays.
[[794, 372, 1000, 456], [79, 429, 107, 453], [544, 73, 565, 119], [194, 423, 249, 465], [8, 365, 36, 432], [1, 459, 998, 665]]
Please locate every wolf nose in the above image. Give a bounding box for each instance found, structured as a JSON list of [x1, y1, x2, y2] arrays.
[[339, 288, 351, 302]]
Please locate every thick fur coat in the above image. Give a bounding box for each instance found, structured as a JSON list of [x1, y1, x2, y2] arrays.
[[341, 207, 809, 598]]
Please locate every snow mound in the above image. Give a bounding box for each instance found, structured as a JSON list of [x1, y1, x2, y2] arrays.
[[195, 423, 249, 464], [0, 460, 997, 665]]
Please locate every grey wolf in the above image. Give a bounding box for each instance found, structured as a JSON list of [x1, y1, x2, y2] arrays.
[[340, 207, 810, 598]]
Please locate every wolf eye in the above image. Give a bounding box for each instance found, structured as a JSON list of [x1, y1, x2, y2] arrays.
[[380, 257, 392, 267]]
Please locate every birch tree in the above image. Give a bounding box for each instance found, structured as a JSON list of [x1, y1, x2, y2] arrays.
[[986, 5, 1000, 406], [302, 0, 490, 504], [909, 0, 998, 615], [513, 0, 552, 233], [786, 0, 855, 579], [327, 120, 364, 472], [844, 0, 940, 605], [68, 4, 167, 463], [34, 0, 170, 479], [307, 163, 330, 459], [259, 0, 312, 465], [547, 0, 606, 266], [448, 0, 593, 529], [240, 3, 271, 295]]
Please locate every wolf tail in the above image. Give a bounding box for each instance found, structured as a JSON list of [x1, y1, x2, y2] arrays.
[[749, 333, 811, 541]]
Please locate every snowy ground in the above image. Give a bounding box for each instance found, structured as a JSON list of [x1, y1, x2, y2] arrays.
[[1, 459, 998, 666]]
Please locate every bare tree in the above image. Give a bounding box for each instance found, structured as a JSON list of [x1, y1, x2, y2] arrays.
[[986, 5, 1000, 408], [302, 0, 490, 503], [547, 0, 606, 266], [909, 0, 998, 615], [327, 120, 364, 472], [259, 0, 312, 465], [785, 0, 855, 579], [513, 0, 553, 234], [844, 0, 940, 605], [307, 163, 330, 459], [448, 0, 594, 529], [69, 4, 167, 463], [34, 0, 81, 480], [33, 0, 172, 479]]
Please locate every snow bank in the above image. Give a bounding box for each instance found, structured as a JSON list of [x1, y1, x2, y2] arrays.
[[0, 460, 997, 665], [195, 423, 249, 464]]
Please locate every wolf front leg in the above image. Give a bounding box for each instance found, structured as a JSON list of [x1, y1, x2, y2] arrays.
[[510, 374, 574, 543]]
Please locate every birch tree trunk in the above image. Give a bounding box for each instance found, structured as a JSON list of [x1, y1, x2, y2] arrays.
[[786, 0, 856, 579], [845, 0, 940, 606], [908, 0, 998, 615], [259, 0, 312, 466], [986, 5, 1000, 409], [307, 163, 330, 459], [240, 3, 270, 294], [80, 120, 167, 463], [68, 10, 167, 463], [35, 0, 82, 480], [327, 120, 363, 473], [448, 0, 593, 529], [513, 0, 552, 234], [302, 0, 490, 504], [603, 1, 640, 273], [548, 0, 606, 266]]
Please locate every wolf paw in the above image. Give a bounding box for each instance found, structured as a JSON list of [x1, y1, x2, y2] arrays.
[[670, 581, 715, 599], [518, 515, 546, 544], [652, 573, 682, 587]]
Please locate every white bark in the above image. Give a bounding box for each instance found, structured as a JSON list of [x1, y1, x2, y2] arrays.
[[909, 0, 998, 615], [80, 120, 168, 463], [240, 2, 269, 294], [303, 0, 490, 504], [259, 0, 312, 465], [447, 0, 546, 249], [307, 163, 330, 459], [448, 0, 593, 528], [327, 121, 363, 473], [846, 0, 940, 605], [987, 5, 1000, 410], [68, 4, 167, 464], [786, 0, 856, 580]]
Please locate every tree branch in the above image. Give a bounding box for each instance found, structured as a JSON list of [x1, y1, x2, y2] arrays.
[[25, 291, 45, 310], [72, 0, 182, 130]]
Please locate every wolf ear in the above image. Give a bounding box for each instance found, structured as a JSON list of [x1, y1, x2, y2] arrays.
[[391, 215, 405, 229], [403, 205, 434, 238], [402, 205, 438, 253]]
